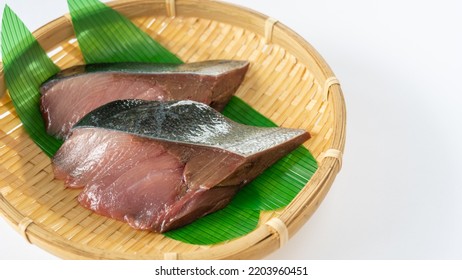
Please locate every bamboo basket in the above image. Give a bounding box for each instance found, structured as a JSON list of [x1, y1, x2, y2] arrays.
[[0, 0, 346, 259]]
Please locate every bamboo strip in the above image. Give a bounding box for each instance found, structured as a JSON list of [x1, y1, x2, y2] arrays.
[[321, 149, 343, 171], [165, 0, 176, 17], [18, 217, 34, 243], [264, 17, 278, 44], [322, 77, 340, 101], [265, 218, 289, 248]]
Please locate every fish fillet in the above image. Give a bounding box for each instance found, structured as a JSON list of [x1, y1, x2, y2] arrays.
[[52, 100, 310, 232], [40, 60, 249, 139]]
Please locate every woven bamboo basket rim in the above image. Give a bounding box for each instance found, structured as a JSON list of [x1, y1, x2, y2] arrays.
[[0, 0, 346, 259]]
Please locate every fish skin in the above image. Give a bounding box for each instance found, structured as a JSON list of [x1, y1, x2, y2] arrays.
[[74, 99, 309, 157], [53, 100, 310, 232], [40, 60, 249, 139]]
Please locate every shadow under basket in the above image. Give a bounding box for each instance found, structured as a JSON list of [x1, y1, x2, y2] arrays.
[[0, 0, 346, 259]]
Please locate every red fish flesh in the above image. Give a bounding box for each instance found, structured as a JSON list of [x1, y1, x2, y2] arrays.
[[52, 100, 310, 232], [40, 60, 249, 139]]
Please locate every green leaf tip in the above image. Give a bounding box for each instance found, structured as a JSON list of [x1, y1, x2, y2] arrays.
[[1, 5, 62, 157], [67, 0, 183, 64]]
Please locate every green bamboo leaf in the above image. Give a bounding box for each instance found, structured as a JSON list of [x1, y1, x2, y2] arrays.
[[222, 97, 277, 127], [164, 205, 260, 245], [67, 0, 183, 64], [1, 6, 62, 157]]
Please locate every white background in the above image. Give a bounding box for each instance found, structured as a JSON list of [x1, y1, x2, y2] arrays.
[[0, 0, 461, 260]]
